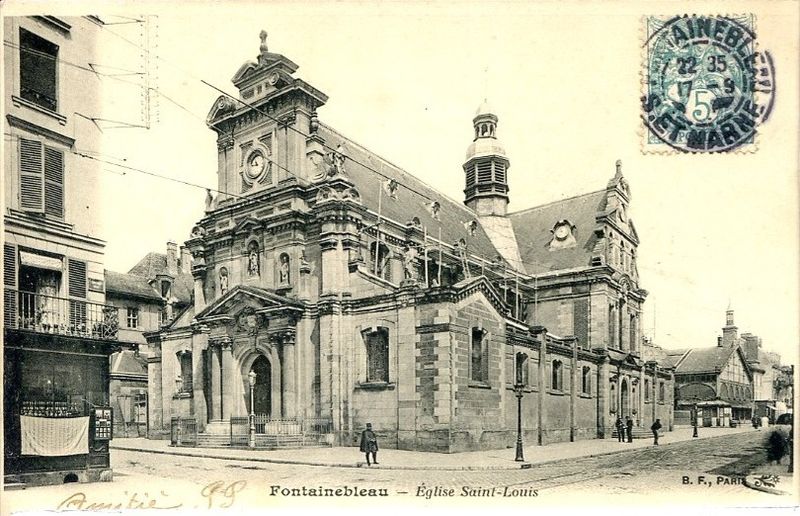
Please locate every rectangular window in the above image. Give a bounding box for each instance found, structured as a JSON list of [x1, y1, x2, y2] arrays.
[[645, 379, 650, 401], [574, 299, 589, 348], [18, 138, 64, 216], [608, 304, 616, 348], [658, 381, 665, 402], [20, 28, 59, 112], [126, 307, 139, 329], [471, 328, 487, 383], [365, 328, 389, 383]]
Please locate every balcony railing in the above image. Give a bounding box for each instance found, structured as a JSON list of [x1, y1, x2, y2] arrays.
[[4, 289, 119, 340]]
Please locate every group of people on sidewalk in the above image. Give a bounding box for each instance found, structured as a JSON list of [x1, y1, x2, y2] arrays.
[[615, 416, 662, 445]]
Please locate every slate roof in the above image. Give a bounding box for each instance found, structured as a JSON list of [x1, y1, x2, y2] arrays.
[[673, 346, 737, 374], [318, 124, 506, 265], [508, 190, 607, 274], [127, 252, 193, 305], [105, 270, 162, 302]]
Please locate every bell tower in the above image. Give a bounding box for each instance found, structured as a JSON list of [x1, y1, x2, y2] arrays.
[[463, 100, 510, 216]]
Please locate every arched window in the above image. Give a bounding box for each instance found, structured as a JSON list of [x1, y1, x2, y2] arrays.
[[644, 379, 650, 401], [515, 353, 529, 386], [176, 350, 192, 394], [551, 360, 563, 390], [363, 327, 389, 383], [581, 366, 591, 394], [471, 327, 487, 383], [629, 314, 637, 352], [247, 241, 260, 277]]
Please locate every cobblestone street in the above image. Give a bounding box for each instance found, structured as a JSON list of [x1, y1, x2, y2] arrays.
[[3, 430, 796, 512]]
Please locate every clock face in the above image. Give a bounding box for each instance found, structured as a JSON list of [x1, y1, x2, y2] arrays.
[[554, 224, 571, 240], [247, 152, 265, 179]]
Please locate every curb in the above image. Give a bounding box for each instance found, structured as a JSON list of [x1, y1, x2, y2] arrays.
[[110, 430, 756, 472]]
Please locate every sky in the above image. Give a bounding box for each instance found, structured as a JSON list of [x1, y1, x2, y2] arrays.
[[9, 1, 799, 360]]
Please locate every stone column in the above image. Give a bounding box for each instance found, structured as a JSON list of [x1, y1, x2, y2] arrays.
[[193, 276, 206, 312], [191, 326, 209, 431], [597, 355, 609, 438], [221, 337, 234, 420], [282, 332, 297, 419], [209, 342, 222, 421], [147, 353, 163, 437]]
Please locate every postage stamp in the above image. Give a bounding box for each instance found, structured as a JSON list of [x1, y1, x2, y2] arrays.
[[641, 14, 776, 153]]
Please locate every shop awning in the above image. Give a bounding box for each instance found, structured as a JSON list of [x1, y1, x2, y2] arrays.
[[19, 251, 63, 271]]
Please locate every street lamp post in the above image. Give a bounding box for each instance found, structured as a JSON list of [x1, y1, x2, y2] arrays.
[[248, 371, 257, 449], [514, 382, 525, 462], [692, 404, 699, 438]]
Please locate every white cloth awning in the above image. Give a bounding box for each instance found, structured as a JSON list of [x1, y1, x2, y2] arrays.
[[19, 251, 63, 271]]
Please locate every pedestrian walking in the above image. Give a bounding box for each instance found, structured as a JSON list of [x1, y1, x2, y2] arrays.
[[615, 416, 625, 442], [651, 418, 662, 445], [360, 423, 379, 466], [626, 416, 634, 443]]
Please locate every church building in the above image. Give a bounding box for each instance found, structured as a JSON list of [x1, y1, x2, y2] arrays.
[[146, 31, 674, 452]]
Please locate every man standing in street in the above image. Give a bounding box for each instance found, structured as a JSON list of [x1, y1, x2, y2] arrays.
[[615, 416, 625, 442], [626, 416, 634, 443], [651, 418, 662, 445], [360, 423, 379, 466]]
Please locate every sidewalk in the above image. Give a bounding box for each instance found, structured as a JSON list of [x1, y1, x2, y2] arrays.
[[111, 426, 755, 471]]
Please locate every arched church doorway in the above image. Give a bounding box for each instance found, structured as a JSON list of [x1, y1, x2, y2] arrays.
[[251, 355, 271, 416], [621, 379, 629, 418]]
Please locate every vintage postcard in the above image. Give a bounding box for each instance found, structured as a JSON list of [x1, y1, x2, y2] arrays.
[[1, 0, 798, 514]]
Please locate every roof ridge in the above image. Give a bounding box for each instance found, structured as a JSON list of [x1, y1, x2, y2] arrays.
[[507, 188, 606, 218]]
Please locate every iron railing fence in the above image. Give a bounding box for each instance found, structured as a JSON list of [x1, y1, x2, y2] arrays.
[[4, 289, 119, 340], [228, 415, 334, 447]]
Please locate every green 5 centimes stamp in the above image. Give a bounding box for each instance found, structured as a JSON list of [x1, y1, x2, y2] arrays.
[[642, 15, 775, 153]]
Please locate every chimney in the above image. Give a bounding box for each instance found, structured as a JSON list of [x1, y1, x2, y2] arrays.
[[721, 307, 737, 346], [179, 246, 192, 274], [166, 241, 178, 275], [717, 336, 723, 347]]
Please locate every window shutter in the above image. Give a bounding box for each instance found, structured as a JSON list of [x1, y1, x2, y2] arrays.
[[68, 259, 87, 298], [44, 147, 64, 217], [4, 244, 17, 329], [4, 244, 17, 287], [19, 138, 44, 212]]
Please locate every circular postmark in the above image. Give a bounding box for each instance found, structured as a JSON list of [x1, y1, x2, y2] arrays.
[[642, 15, 775, 152]]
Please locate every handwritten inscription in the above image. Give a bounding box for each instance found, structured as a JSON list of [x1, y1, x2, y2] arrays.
[[56, 481, 247, 511], [201, 480, 247, 508], [57, 491, 183, 511]]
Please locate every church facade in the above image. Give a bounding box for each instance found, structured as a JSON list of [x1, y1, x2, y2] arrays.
[[146, 31, 674, 452]]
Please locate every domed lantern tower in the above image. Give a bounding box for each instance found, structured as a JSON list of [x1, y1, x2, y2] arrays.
[[463, 100, 510, 216]]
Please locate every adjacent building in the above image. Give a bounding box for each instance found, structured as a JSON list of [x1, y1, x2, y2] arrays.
[[3, 16, 126, 485], [104, 241, 194, 437], [145, 31, 674, 452]]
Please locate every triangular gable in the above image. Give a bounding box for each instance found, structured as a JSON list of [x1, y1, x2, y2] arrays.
[[729, 345, 754, 381], [234, 216, 263, 235], [452, 275, 510, 318], [195, 284, 302, 321]]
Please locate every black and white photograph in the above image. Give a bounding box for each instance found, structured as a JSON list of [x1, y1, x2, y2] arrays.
[[1, 0, 798, 512]]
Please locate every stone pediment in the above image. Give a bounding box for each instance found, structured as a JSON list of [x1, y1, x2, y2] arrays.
[[195, 285, 303, 324], [233, 216, 263, 235], [231, 56, 299, 87]]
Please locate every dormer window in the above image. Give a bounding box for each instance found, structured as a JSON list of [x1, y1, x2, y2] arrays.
[[549, 220, 577, 249]]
